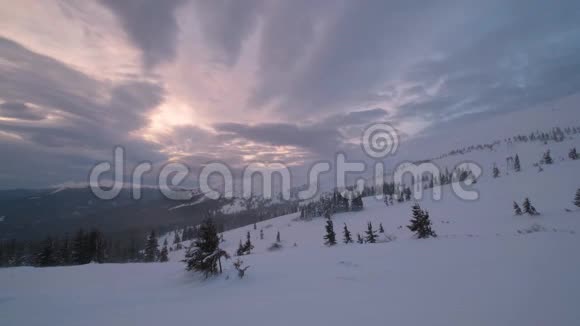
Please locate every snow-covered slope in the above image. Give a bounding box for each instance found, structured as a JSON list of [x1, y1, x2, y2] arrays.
[[1, 121, 580, 326]]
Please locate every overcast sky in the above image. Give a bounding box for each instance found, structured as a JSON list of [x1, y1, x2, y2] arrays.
[[1, 0, 580, 188]]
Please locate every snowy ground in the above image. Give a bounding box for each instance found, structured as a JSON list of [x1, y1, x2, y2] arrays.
[[2, 129, 580, 325]]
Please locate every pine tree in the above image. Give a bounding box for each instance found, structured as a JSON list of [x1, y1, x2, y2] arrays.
[[522, 197, 539, 216], [183, 218, 228, 277], [379, 223, 385, 233], [253, 223, 257, 230], [364, 222, 377, 243], [276, 231, 281, 243], [35, 237, 57, 267], [323, 219, 337, 246], [514, 155, 521, 172], [513, 201, 523, 215], [543, 150, 553, 164], [72, 229, 88, 265], [243, 231, 254, 254], [173, 231, 181, 244], [236, 240, 245, 256], [260, 229, 264, 240], [159, 245, 169, 262], [574, 189, 580, 208], [356, 233, 364, 244], [407, 203, 437, 239], [144, 230, 159, 262], [492, 164, 500, 178], [569, 148, 578, 160], [59, 235, 71, 265], [342, 223, 353, 244]]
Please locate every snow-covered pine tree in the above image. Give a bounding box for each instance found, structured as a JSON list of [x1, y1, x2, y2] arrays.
[[493, 164, 500, 178], [569, 148, 578, 160], [364, 222, 377, 243], [379, 223, 385, 233], [236, 240, 245, 256], [575, 189, 580, 208], [543, 150, 553, 164], [513, 201, 523, 215], [343, 223, 353, 244], [183, 218, 228, 277], [243, 231, 254, 254], [159, 245, 169, 262], [407, 203, 437, 239], [144, 230, 159, 262], [323, 219, 337, 246], [514, 154, 521, 172], [356, 233, 364, 244], [522, 197, 539, 215], [173, 231, 181, 244]]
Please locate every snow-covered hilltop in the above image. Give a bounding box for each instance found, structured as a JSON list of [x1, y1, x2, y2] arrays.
[[2, 119, 580, 325]]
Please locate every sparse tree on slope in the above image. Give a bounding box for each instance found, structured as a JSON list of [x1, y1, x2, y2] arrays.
[[543, 150, 553, 165], [144, 230, 159, 262], [522, 198, 539, 216], [357, 233, 364, 244], [260, 229, 264, 240], [364, 222, 377, 243], [514, 155, 521, 172], [513, 202, 523, 215], [574, 189, 580, 208], [379, 223, 385, 233], [276, 231, 281, 243], [343, 223, 353, 244], [243, 231, 254, 255], [183, 218, 229, 277], [493, 164, 500, 178], [323, 219, 337, 246], [407, 203, 437, 239], [569, 148, 578, 160]]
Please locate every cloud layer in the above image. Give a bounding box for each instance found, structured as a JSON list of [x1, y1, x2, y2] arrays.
[[1, 0, 580, 188]]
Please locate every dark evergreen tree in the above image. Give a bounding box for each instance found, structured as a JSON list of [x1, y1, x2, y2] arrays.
[[173, 231, 181, 244], [276, 231, 281, 243], [72, 229, 88, 265], [159, 245, 169, 262], [59, 235, 71, 265], [35, 237, 57, 267], [569, 148, 578, 160], [243, 231, 254, 254], [236, 240, 245, 256], [574, 189, 580, 208], [183, 218, 229, 277], [514, 155, 521, 172], [351, 195, 364, 211], [379, 223, 385, 233], [356, 233, 364, 244], [253, 223, 257, 230], [364, 222, 377, 243], [144, 230, 159, 262], [513, 202, 523, 215], [323, 219, 337, 246], [492, 164, 500, 178], [407, 204, 437, 239], [543, 150, 553, 165], [342, 223, 353, 244], [522, 197, 539, 215], [260, 229, 264, 240]]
